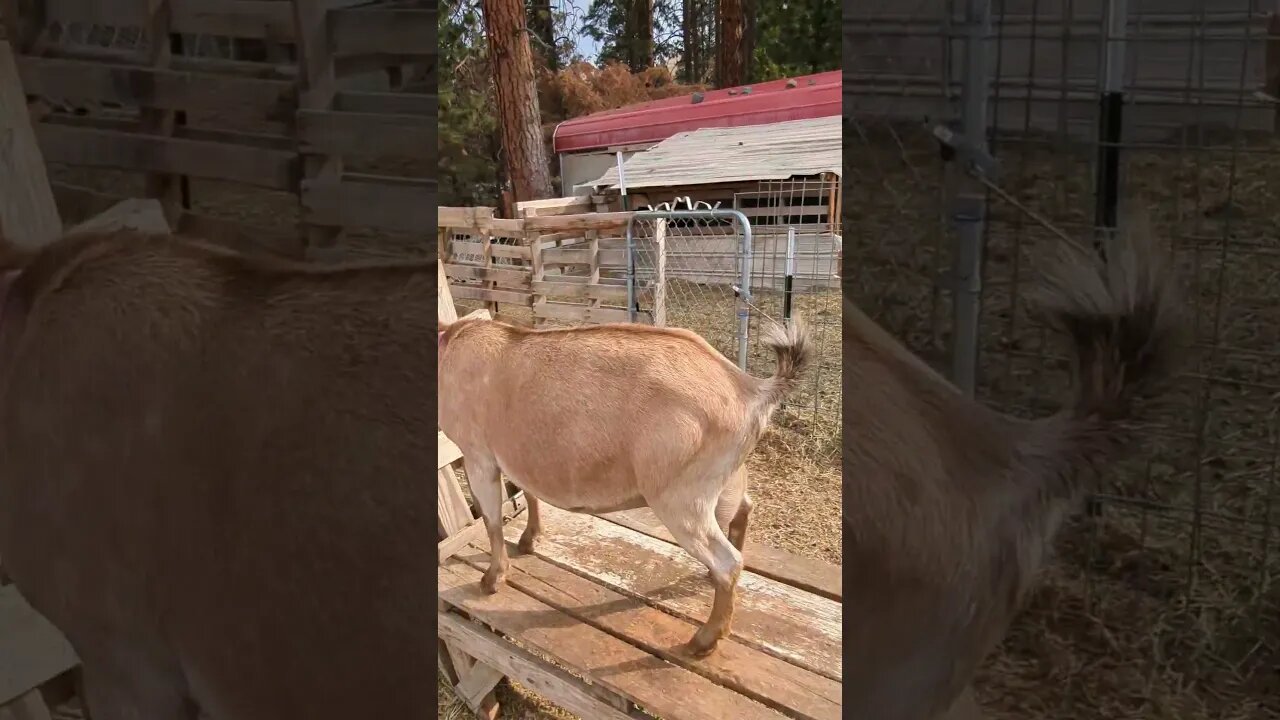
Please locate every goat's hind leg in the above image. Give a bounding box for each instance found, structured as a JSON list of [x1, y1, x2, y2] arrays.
[[715, 466, 751, 553], [650, 494, 743, 658], [517, 493, 542, 555], [465, 454, 509, 594]]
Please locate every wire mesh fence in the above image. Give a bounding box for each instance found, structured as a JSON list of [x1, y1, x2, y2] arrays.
[[631, 197, 843, 463], [848, 1, 1279, 717]]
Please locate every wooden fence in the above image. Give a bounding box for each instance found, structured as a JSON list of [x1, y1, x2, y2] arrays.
[[3, 0, 434, 258], [439, 206, 660, 326]]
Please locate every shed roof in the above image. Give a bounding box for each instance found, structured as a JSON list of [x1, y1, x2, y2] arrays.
[[552, 70, 840, 154], [587, 115, 841, 191]]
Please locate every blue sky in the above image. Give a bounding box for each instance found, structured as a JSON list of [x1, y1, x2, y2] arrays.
[[564, 0, 601, 61]]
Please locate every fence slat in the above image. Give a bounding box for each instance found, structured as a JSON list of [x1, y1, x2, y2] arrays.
[[18, 57, 295, 116], [331, 8, 436, 57], [36, 122, 297, 190], [297, 108, 434, 160], [301, 175, 435, 234]]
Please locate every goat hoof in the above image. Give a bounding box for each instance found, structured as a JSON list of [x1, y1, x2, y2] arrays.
[[683, 634, 720, 658], [517, 536, 536, 555], [480, 573, 504, 594]]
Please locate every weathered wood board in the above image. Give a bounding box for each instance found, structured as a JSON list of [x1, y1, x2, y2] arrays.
[[503, 504, 843, 680], [0, 587, 77, 707]]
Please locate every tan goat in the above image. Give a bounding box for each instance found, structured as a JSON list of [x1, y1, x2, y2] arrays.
[[438, 314, 813, 656], [843, 220, 1181, 719], [0, 231, 434, 720]]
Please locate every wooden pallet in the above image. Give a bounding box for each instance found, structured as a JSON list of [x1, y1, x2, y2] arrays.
[[439, 504, 843, 720]]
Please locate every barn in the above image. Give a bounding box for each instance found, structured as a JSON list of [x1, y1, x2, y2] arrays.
[[553, 69, 841, 196]]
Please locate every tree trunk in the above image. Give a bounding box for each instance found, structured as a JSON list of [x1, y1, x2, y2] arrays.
[[483, 0, 554, 204], [626, 0, 653, 72], [530, 0, 557, 71], [716, 0, 746, 87], [682, 0, 698, 82]]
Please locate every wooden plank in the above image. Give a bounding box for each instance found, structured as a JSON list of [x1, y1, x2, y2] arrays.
[[533, 301, 633, 325], [44, 0, 148, 25], [301, 175, 434, 234], [140, 0, 183, 221], [438, 431, 463, 469], [171, 0, 296, 39], [439, 561, 791, 720], [330, 8, 436, 57], [531, 280, 631, 303], [540, 246, 627, 266], [439, 206, 496, 228], [17, 57, 294, 117], [334, 90, 435, 117], [438, 613, 637, 720], [652, 219, 666, 326], [506, 504, 842, 680], [600, 509, 842, 602], [516, 195, 592, 217], [65, 198, 170, 237], [42, 113, 294, 153], [438, 465, 475, 540], [0, 41, 62, 252], [453, 542, 841, 720], [0, 587, 78, 706], [448, 240, 530, 260], [524, 212, 632, 232], [36, 123, 297, 190], [0, 690, 52, 720], [45, 0, 295, 36], [293, 0, 342, 253], [444, 264, 530, 287], [296, 109, 433, 160], [449, 285, 532, 307], [438, 262, 458, 323], [454, 654, 506, 711]]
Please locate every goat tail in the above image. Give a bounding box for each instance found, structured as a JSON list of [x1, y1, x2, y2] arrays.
[[1035, 210, 1182, 435], [755, 315, 815, 411]]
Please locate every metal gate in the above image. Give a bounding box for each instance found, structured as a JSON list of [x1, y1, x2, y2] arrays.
[[626, 209, 754, 369]]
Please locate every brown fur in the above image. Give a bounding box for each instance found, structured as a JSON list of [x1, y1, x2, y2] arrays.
[[843, 221, 1181, 720], [0, 231, 434, 720], [438, 314, 812, 656]]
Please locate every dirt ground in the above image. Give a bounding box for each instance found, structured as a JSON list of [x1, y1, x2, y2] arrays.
[[847, 120, 1280, 720]]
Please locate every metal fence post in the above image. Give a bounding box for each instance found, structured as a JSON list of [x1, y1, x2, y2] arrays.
[[951, 0, 993, 397], [736, 214, 753, 370]]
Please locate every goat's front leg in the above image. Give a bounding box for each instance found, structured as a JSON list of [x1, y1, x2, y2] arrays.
[[465, 455, 508, 594], [518, 493, 542, 555], [652, 498, 742, 657]]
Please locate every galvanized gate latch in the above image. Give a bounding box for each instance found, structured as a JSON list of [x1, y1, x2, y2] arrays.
[[930, 120, 1001, 182]]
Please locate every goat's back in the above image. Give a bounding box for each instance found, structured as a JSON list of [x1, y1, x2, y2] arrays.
[[0, 232, 433, 719]]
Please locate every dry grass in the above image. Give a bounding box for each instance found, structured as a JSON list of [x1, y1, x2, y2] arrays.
[[847, 120, 1280, 720]]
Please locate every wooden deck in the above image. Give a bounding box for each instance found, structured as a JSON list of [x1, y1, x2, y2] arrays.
[[438, 504, 843, 720]]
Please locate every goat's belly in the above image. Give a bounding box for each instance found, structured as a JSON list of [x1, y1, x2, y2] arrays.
[[495, 457, 644, 514]]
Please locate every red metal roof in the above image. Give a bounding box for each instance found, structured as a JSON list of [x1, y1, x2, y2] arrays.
[[552, 70, 841, 154]]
